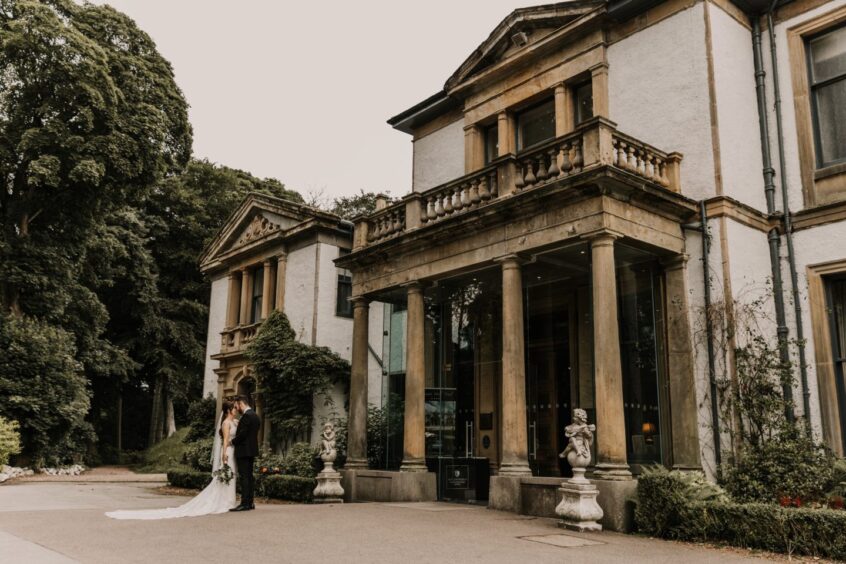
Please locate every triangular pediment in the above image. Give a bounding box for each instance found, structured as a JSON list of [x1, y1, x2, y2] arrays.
[[199, 193, 331, 269], [444, 1, 603, 92]]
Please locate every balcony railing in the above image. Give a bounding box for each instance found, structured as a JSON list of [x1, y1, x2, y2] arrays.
[[353, 118, 682, 251], [220, 322, 261, 353]]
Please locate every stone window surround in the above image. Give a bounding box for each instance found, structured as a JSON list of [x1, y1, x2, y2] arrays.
[[224, 252, 287, 330], [787, 4, 846, 208], [463, 63, 609, 175], [807, 258, 846, 457]]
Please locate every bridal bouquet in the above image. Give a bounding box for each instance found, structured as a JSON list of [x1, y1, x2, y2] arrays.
[[213, 464, 233, 485]]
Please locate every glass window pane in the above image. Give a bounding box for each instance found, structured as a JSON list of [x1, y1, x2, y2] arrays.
[[574, 82, 594, 125], [814, 79, 846, 165], [484, 124, 499, 164], [810, 25, 846, 84], [517, 99, 555, 150]]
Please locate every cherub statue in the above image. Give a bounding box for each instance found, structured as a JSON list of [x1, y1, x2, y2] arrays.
[[559, 408, 595, 483], [319, 421, 337, 463]]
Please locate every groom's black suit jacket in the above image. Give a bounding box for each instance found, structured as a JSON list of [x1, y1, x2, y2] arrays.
[[231, 409, 261, 459]]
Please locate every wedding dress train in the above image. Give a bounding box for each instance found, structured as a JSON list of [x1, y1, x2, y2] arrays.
[[106, 420, 237, 520]]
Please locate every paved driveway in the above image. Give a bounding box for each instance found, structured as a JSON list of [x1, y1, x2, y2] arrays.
[[0, 482, 773, 563]]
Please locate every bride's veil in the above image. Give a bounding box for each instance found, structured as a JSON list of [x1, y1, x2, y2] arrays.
[[211, 413, 222, 472]]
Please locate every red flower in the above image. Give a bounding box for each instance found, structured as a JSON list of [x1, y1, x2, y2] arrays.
[[779, 496, 792, 507], [829, 497, 844, 510], [793, 497, 802, 508]]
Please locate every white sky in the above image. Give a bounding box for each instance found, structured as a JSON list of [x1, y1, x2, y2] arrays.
[[96, 1, 530, 200]]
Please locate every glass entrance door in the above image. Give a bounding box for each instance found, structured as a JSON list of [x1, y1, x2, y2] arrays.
[[425, 269, 499, 501]]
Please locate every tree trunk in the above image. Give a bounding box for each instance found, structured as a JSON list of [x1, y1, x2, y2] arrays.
[[164, 389, 176, 438], [116, 390, 123, 452], [148, 375, 164, 446]]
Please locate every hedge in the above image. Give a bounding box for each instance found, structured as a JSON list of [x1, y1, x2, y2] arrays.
[[636, 469, 846, 560], [166, 470, 314, 503]]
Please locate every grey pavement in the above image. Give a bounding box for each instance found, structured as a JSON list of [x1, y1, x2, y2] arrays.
[[0, 482, 775, 564]]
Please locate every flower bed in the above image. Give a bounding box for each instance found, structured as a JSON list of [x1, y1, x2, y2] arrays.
[[0, 465, 34, 483], [636, 468, 846, 561], [166, 470, 314, 503]]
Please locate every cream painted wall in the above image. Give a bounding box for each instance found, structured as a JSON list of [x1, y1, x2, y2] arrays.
[[608, 3, 716, 202], [766, 0, 846, 213], [412, 118, 465, 192], [710, 5, 767, 211], [284, 244, 318, 343], [202, 274, 229, 397], [791, 221, 846, 437]]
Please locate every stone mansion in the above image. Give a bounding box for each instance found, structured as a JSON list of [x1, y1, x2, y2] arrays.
[[201, 0, 846, 531]]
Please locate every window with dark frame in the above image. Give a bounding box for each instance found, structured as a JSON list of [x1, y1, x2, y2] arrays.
[[573, 81, 594, 126], [807, 24, 846, 168], [516, 98, 555, 151], [250, 267, 264, 324], [826, 276, 846, 454], [336, 249, 353, 318], [483, 123, 499, 164]]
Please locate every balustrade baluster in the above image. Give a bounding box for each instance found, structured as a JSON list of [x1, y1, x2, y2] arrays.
[[524, 159, 537, 185], [645, 154, 655, 181], [489, 171, 498, 197], [469, 179, 480, 205], [656, 158, 670, 187], [561, 142, 573, 174], [638, 149, 647, 176], [514, 163, 526, 189], [626, 145, 636, 172], [536, 155, 548, 182], [478, 176, 490, 200], [459, 184, 470, 209], [451, 188, 461, 212], [547, 147, 560, 177], [443, 190, 453, 214], [425, 198, 435, 221], [572, 139, 583, 170], [435, 194, 445, 217]]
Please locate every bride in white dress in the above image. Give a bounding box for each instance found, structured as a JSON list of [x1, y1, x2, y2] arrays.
[[106, 401, 238, 520]]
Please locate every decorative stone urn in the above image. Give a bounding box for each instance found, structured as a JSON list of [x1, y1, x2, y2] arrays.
[[313, 421, 345, 503], [555, 409, 603, 531]]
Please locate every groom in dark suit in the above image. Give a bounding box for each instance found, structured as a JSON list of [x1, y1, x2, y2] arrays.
[[230, 396, 261, 512]]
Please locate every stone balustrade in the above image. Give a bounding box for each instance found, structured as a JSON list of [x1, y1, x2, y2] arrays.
[[367, 206, 406, 244], [420, 165, 499, 225], [514, 133, 584, 190], [611, 132, 682, 193], [352, 118, 683, 250], [220, 322, 261, 353]]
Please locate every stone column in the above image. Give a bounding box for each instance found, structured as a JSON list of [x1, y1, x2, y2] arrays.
[[586, 231, 631, 479], [554, 82, 573, 136], [497, 255, 532, 477], [261, 259, 274, 320], [497, 111, 515, 156], [464, 124, 483, 173], [346, 297, 370, 470], [590, 63, 609, 119], [239, 267, 253, 326], [226, 271, 242, 329], [663, 255, 701, 469], [275, 253, 288, 312], [401, 282, 427, 472]]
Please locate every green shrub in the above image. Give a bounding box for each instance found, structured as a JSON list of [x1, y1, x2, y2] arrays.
[[0, 416, 21, 466], [635, 466, 727, 538], [167, 470, 212, 490], [254, 450, 286, 474], [184, 396, 217, 443], [281, 442, 318, 478], [182, 439, 213, 472], [637, 468, 846, 560], [133, 427, 191, 473], [257, 474, 314, 503], [721, 427, 835, 504]]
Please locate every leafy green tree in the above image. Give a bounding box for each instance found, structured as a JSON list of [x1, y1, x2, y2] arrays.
[[329, 190, 386, 220], [247, 311, 349, 449], [0, 416, 21, 465], [0, 314, 93, 466]]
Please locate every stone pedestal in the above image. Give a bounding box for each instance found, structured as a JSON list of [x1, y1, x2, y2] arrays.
[[555, 481, 603, 532], [313, 460, 344, 504]]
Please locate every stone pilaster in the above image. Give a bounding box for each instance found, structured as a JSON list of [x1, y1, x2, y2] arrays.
[[226, 271, 242, 329], [261, 259, 274, 320], [497, 255, 532, 477], [401, 282, 427, 472], [346, 297, 370, 470], [663, 255, 701, 469], [275, 252, 288, 312], [585, 230, 631, 480], [239, 267, 253, 326]]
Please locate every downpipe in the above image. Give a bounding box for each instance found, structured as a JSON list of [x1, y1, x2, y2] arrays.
[[752, 15, 795, 423], [767, 9, 811, 432]]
